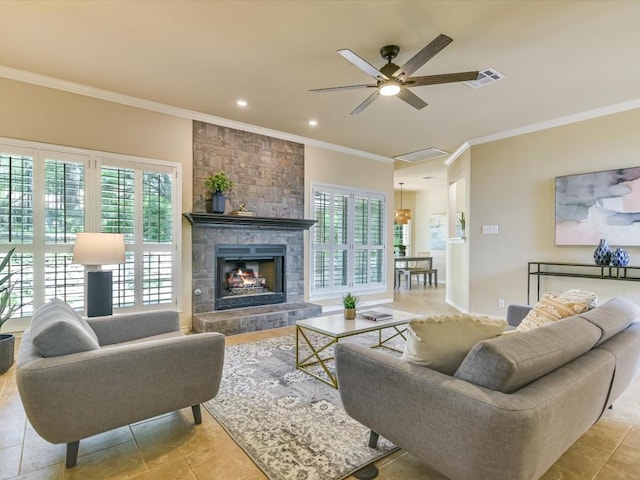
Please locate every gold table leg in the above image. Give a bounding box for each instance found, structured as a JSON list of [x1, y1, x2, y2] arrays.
[[295, 323, 409, 388], [296, 325, 339, 388]]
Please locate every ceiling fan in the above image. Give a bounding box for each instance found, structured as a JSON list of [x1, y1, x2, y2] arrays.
[[310, 34, 479, 114]]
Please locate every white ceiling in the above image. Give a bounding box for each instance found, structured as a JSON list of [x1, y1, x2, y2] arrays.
[[1, 1, 640, 191]]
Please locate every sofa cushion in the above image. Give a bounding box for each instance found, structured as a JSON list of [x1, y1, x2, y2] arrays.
[[454, 316, 601, 393], [30, 299, 100, 357], [517, 290, 597, 332], [578, 297, 639, 345], [401, 314, 508, 375]]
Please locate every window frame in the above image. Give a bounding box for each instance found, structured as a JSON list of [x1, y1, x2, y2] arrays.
[[0, 136, 182, 322], [309, 182, 387, 301]]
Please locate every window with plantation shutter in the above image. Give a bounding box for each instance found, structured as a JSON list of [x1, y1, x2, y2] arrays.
[[98, 162, 177, 310], [0, 137, 181, 321], [310, 184, 386, 298], [0, 153, 34, 244]]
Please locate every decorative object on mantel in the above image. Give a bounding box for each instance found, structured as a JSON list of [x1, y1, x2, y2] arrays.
[[611, 247, 630, 267], [230, 203, 256, 217], [341, 292, 359, 320], [593, 238, 612, 265], [204, 171, 234, 214]]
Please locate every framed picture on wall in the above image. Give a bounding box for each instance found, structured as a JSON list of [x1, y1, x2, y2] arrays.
[[429, 213, 447, 250], [555, 166, 640, 246]]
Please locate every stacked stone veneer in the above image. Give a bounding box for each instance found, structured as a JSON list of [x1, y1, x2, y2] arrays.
[[191, 121, 319, 333], [193, 121, 304, 216]]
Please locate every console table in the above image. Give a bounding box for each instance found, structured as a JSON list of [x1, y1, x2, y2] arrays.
[[527, 261, 640, 303]]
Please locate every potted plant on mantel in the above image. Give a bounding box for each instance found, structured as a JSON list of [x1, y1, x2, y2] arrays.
[[204, 171, 234, 214], [0, 248, 20, 374], [341, 292, 359, 320]]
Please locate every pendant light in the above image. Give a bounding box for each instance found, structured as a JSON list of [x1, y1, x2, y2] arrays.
[[395, 182, 412, 225]]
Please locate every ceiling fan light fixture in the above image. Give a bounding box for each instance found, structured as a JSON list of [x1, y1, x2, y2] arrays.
[[379, 81, 401, 96]]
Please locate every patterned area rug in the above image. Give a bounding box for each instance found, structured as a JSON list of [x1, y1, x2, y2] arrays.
[[203, 333, 401, 480]]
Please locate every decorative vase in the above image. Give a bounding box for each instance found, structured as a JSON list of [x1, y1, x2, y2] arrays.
[[593, 238, 611, 266], [212, 192, 226, 214], [344, 308, 356, 320], [0, 333, 15, 374], [611, 247, 630, 267]]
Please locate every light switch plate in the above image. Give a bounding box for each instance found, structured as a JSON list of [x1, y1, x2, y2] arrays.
[[482, 224, 499, 235]]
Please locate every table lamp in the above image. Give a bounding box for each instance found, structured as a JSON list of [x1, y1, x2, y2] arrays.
[[72, 232, 125, 317]]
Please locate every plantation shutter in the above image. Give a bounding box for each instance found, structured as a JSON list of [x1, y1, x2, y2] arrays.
[[0, 137, 181, 321], [311, 184, 386, 298]]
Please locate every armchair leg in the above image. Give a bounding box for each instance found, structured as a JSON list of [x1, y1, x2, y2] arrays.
[[66, 441, 79, 468], [368, 430, 379, 448], [192, 404, 202, 425]]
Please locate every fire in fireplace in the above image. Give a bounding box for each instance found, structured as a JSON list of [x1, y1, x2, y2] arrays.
[[215, 244, 286, 310]]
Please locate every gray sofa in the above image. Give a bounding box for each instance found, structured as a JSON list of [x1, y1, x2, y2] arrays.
[[335, 297, 640, 480], [16, 303, 225, 468]]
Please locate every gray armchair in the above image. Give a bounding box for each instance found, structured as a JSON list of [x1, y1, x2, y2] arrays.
[[16, 302, 225, 468]]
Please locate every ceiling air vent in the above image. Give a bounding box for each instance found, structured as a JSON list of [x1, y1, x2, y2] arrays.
[[395, 147, 449, 163], [464, 67, 505, 89]]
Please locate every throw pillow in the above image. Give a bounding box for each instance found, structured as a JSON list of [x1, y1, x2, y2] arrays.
[[517, 290, 597, 332], [30, 299, 100, 357], [401, 314, 508, 375], [558, 289, 598, 309]]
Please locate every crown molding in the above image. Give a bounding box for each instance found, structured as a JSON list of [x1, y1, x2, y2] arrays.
[[0, 66, 394, 164], [468, 98, 640, 146], [3, 65, 639, 164], [443, 142, 470, 166]]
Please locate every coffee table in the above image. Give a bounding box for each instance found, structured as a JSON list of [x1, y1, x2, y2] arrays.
[[295, 307, 416, 388]]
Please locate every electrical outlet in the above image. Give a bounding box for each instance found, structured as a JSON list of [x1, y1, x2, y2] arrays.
[[498, 298, 505, 308]]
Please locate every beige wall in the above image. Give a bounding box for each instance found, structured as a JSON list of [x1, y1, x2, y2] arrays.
[[411, 186, 449, 283], [468, 108, 640, 316], [0, 78, 194, 330], [304, 145, 394, 310], [446, 150, 471, 311]]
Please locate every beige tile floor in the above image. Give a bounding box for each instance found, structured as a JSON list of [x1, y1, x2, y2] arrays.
[[1, 287, 639, 479]]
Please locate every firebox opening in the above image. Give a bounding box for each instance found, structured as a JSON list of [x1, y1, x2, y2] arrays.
[[215, 244, 286, 310]]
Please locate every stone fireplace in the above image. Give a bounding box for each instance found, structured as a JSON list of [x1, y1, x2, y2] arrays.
[[188, 121, 321, 334]]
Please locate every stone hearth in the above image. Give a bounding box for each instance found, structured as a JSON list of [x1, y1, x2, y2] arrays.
[[192, 302, 321, 335]]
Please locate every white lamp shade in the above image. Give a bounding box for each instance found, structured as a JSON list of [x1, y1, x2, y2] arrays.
[[73, 233, 125, 265]]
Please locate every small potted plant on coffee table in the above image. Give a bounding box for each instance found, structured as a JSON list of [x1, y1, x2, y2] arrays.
[[0, 248, 20, 374], [204, 171, 234, 214], [341, 292, 359, 320]]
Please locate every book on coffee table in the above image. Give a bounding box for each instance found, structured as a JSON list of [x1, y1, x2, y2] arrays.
[[360, 310, 393, 321]]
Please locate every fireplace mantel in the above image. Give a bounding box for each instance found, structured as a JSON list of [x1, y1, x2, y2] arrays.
[[183, 213, 316, 230]]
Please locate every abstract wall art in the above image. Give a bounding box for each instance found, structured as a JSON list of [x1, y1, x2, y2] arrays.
[[555, 166, 640, 246], [429, 213, 447, 250]]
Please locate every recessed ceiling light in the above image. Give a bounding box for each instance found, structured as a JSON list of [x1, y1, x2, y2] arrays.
[[308, 120, 318, 126], [236, 99, 248, 107]]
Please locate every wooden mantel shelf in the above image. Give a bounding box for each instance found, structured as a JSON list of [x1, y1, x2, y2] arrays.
[[183, 213, 316, 230]]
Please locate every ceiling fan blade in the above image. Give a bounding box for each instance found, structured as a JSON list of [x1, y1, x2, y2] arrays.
[[338, 49, 388, 80], [395, 34, 453, 81], [406, 71, 479, 87], [397, 88, 428, 110], [309, 84, 376, 93], [351, 91, 379, 115]]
